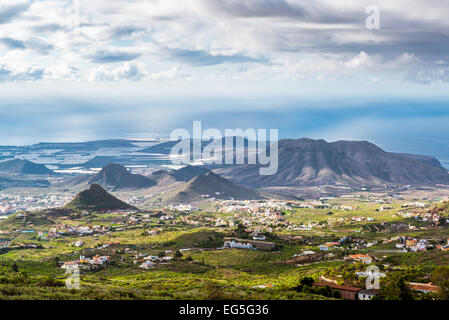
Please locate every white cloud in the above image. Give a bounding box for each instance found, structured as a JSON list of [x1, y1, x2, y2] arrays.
[[49, 63, 80, 81], [88, 62, 147, 81], [0, 62, 46, 82], [148, 66, 190, 81], [345, 51, 415, 71], [88, 63, 189, 82]]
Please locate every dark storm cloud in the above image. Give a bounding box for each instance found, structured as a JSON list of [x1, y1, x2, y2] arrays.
[[167, 49, 270, 66], [204, 1, 449, 66], [267, 27, 449, 60]]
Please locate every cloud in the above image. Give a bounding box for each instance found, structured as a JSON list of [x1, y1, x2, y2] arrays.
[[88, 63, 189, 82], [0, 37, 54, 54], [148, 66, 190, 81], [0, 63, 46, 82], [109, 25, 147, 38], [88, 62, 147, 81], [406, 66, 449, 84], [87, 50, 141, 63], [167, 49, 269, 66], [30, 23, 66, 34], [344, 51, 415, 71], [49, 64, 80, 81], [0, 1, 29, 24], [0, 37, 26, 50], [202, 0, 307, 18]]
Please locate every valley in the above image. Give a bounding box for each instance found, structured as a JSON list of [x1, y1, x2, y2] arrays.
[[0, 138, 449, 300]]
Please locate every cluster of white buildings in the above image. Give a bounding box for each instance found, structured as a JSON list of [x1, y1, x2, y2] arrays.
[[168, 204, 198, 212], [397, 210, 449, 224], [217, 200, 292, 214], [401, 201, 429, 208], [394, 237, 434, 252], [223, 240, 256, 250], [0, 192, 74, 215], [134, 252, 174, 269], [50, 224, 111, 236], [61, 255, 110, 269]]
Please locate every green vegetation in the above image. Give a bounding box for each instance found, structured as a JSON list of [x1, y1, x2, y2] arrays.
[[1, 194, 449, 300]]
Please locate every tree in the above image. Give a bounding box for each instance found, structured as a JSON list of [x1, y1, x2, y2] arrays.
[[432, 266, 449, 299], [437, 217, 448, 226], [174, 250, 183, 260], [381, 275, 414, 300], [54, 256, 60, 267], [295, 277, 315, 293], [11, 262, 19, 273], [299, 277, 314, 287], [235, 222, 248, 238]]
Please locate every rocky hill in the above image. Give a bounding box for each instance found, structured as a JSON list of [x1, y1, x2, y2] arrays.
[[165, 171, 262, 204], [65, 184, 136, 211]]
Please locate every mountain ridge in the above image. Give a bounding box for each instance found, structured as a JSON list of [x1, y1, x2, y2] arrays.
[[214, 138, 449, 187]]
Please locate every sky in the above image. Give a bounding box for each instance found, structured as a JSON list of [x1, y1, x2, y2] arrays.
[[0, 0, 449, 162]]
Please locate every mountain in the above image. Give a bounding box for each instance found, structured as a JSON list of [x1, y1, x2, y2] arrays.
[[148, 170, 175, 184], [170, 165, 211, 181], [65, 183, 136, 211], [214, 138, 449, 187], [165, 171, 262, 204], [137, 140, 182, 154], [0, 159, 56, 175], [149, 165, 210, 183], [395, 153, 443, 168], [82, 156, 120, 168], [89, 163, 156, 189]]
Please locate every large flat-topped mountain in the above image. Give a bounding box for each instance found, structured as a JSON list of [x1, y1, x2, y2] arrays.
[[215, 138, 449, 187]]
